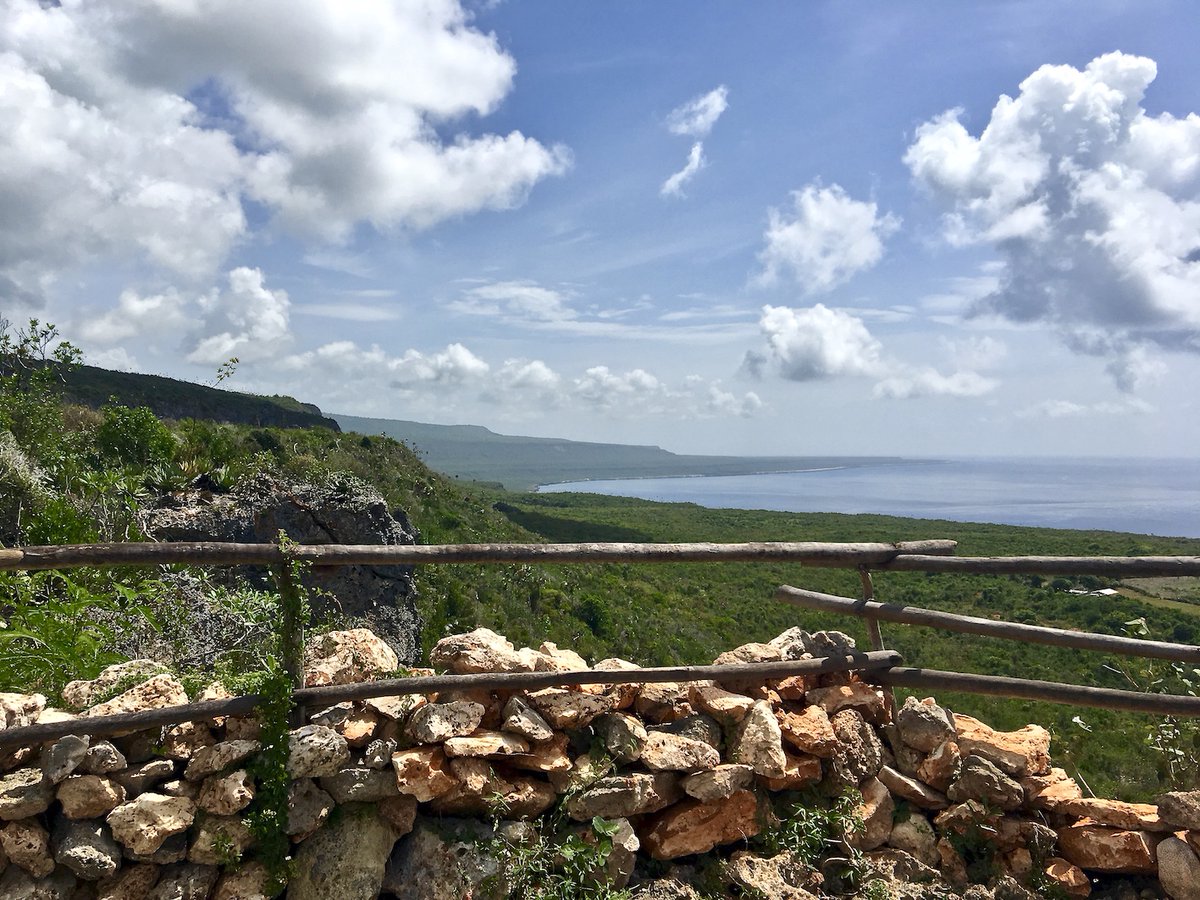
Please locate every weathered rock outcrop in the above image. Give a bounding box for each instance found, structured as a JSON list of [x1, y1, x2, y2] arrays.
[[141, 473, 421, 663]]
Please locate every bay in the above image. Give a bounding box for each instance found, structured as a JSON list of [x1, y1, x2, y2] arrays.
[[539, 456, 1200, 538]]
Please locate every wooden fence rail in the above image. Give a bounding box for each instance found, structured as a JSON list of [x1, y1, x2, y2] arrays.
[[0, 652, 902, 750], [0, 539, 957, 571], [776, 585, 1200, 664]]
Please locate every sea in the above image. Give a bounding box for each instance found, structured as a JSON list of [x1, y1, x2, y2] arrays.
[[538, 457, 1200, 539]]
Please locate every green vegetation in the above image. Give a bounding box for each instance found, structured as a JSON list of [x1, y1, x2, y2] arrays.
[[4, 320, 1200, 803]]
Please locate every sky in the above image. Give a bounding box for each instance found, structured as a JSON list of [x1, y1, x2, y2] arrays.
[[3, 1, 1200, 458]]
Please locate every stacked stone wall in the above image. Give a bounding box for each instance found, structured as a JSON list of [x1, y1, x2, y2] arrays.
[[1, 626, 1197, 898]]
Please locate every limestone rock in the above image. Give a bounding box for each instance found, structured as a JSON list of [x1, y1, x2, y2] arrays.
[[682, 764, 755, 801], [58, 775, 126, 819], [770, 628, 856, 660], [0, 865, 77, 899], [917, 739, 961, 794], [776, 705, 838, 758], [443, 731, 529, 758], [97, 862, 161, 899], [947, 754, 1024, 811], [640, 731, 720, 773], [50, 818, 120, 881], [0, 768, 53, 819], [1159, 791, 1200, 831], [431, 769, 556, 819], [895, 697, 955, 752], [1156, 836, 1200, 900], [500, 695, 554, 742], [731, 700, 788, 778], [849, 777, 894, 851], [159, 722, 215, 761], [197, 769, 254, 815], [62, 661, 167, 711], [505, 734, 572, 775], [124, 831, 188, 865], [592, 657, 642, 708], [1043, 857, 1091, 898], [287, 726, 349, 778], [304, 628, 399, 686], [382, 818, 503, 900], [722, 849, 820, 899], [877, 765, 948, 810], [377, 795, 418, 835], [593, 712, 648, 763], [566, 773, 682, 820], [114, 759, 175, 797], [183, 739, 258, 781], [406, 701, 485, 743], [887, 812, 939, 868], [1056, 823, 1159, 874], [430, 628, 533, 674], [213, 862, 273, 900], [187, 815, 254, 866], [1, 819, 54, 876], [41, 735, 89, 784], [651, 713, 722, 750], [79, 741, 127, 776], [287, 779, 335, 838], [147, 862, 218, 899], [830, 709, 883, 787], [690, 684, 755, 723], [641, 789, 761, 859], [391, 747, 457, 802], [953, 713, 1050, 777], [83, 675, 188, 719], [0, 693, 46, 732], [534, 640, 589, 672], [760, 751, 823, 792], [1058, 798, 1167, 831], [634, 682, 693, 723], [881, 723, 925, 777], [107, 793, 196, 857], [363, 692, 425, 722], [319, 766, 400, 804], [288, 803, 402, 900], [527, 687, 617, 729], [805, 683, 886, 721]]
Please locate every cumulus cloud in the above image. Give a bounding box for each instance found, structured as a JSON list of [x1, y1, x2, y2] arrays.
[[0, 0, 567, 304], [905, 51, 1200, 389], [661, 142, 707, 198], [187, 268, 292, 365], [756, 184, 900, 292], [666, 86, 730, 137], [754, 304, 885, 380], [750, 304, 997, 399]]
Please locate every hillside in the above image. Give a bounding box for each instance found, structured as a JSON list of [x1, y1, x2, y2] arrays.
[[334, 412, 915, 489], [57, 361, 341, 430], [3, 351, 1200, 804]]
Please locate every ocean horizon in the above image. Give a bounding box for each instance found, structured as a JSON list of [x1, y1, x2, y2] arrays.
[[538, 456, 1200, 539]]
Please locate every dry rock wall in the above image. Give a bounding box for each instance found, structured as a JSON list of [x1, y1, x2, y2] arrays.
[[0, 626, 1196, 898]]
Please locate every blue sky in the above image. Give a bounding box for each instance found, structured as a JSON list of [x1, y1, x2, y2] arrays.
[[3, 1, 1199, 457]]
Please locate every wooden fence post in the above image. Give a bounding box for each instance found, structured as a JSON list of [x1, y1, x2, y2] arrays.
[[859, 565, 896, 719]]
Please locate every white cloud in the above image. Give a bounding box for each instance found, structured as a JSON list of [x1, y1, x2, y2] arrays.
[[450, 281, 577, 322], [294, 303, 401, 323], [756, 184, 900, 292], [573, 366, 760, 419], [79, 288, 191, 346], [943, 335, 1008, 371], [661, 142, 707, 198], [0, 0, 567, 304], [666, 86, 729, 137], [751, 304, 998, 399], [754, 304, 885, 380], [188, 268, 292, 365], [906, 52, 1200, 389], [1016, 398, 1155, 419], [872, 368, 997, 400]]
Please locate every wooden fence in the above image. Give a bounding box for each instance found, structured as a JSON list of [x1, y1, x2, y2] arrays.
[[2, 538, 1199, 750]]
